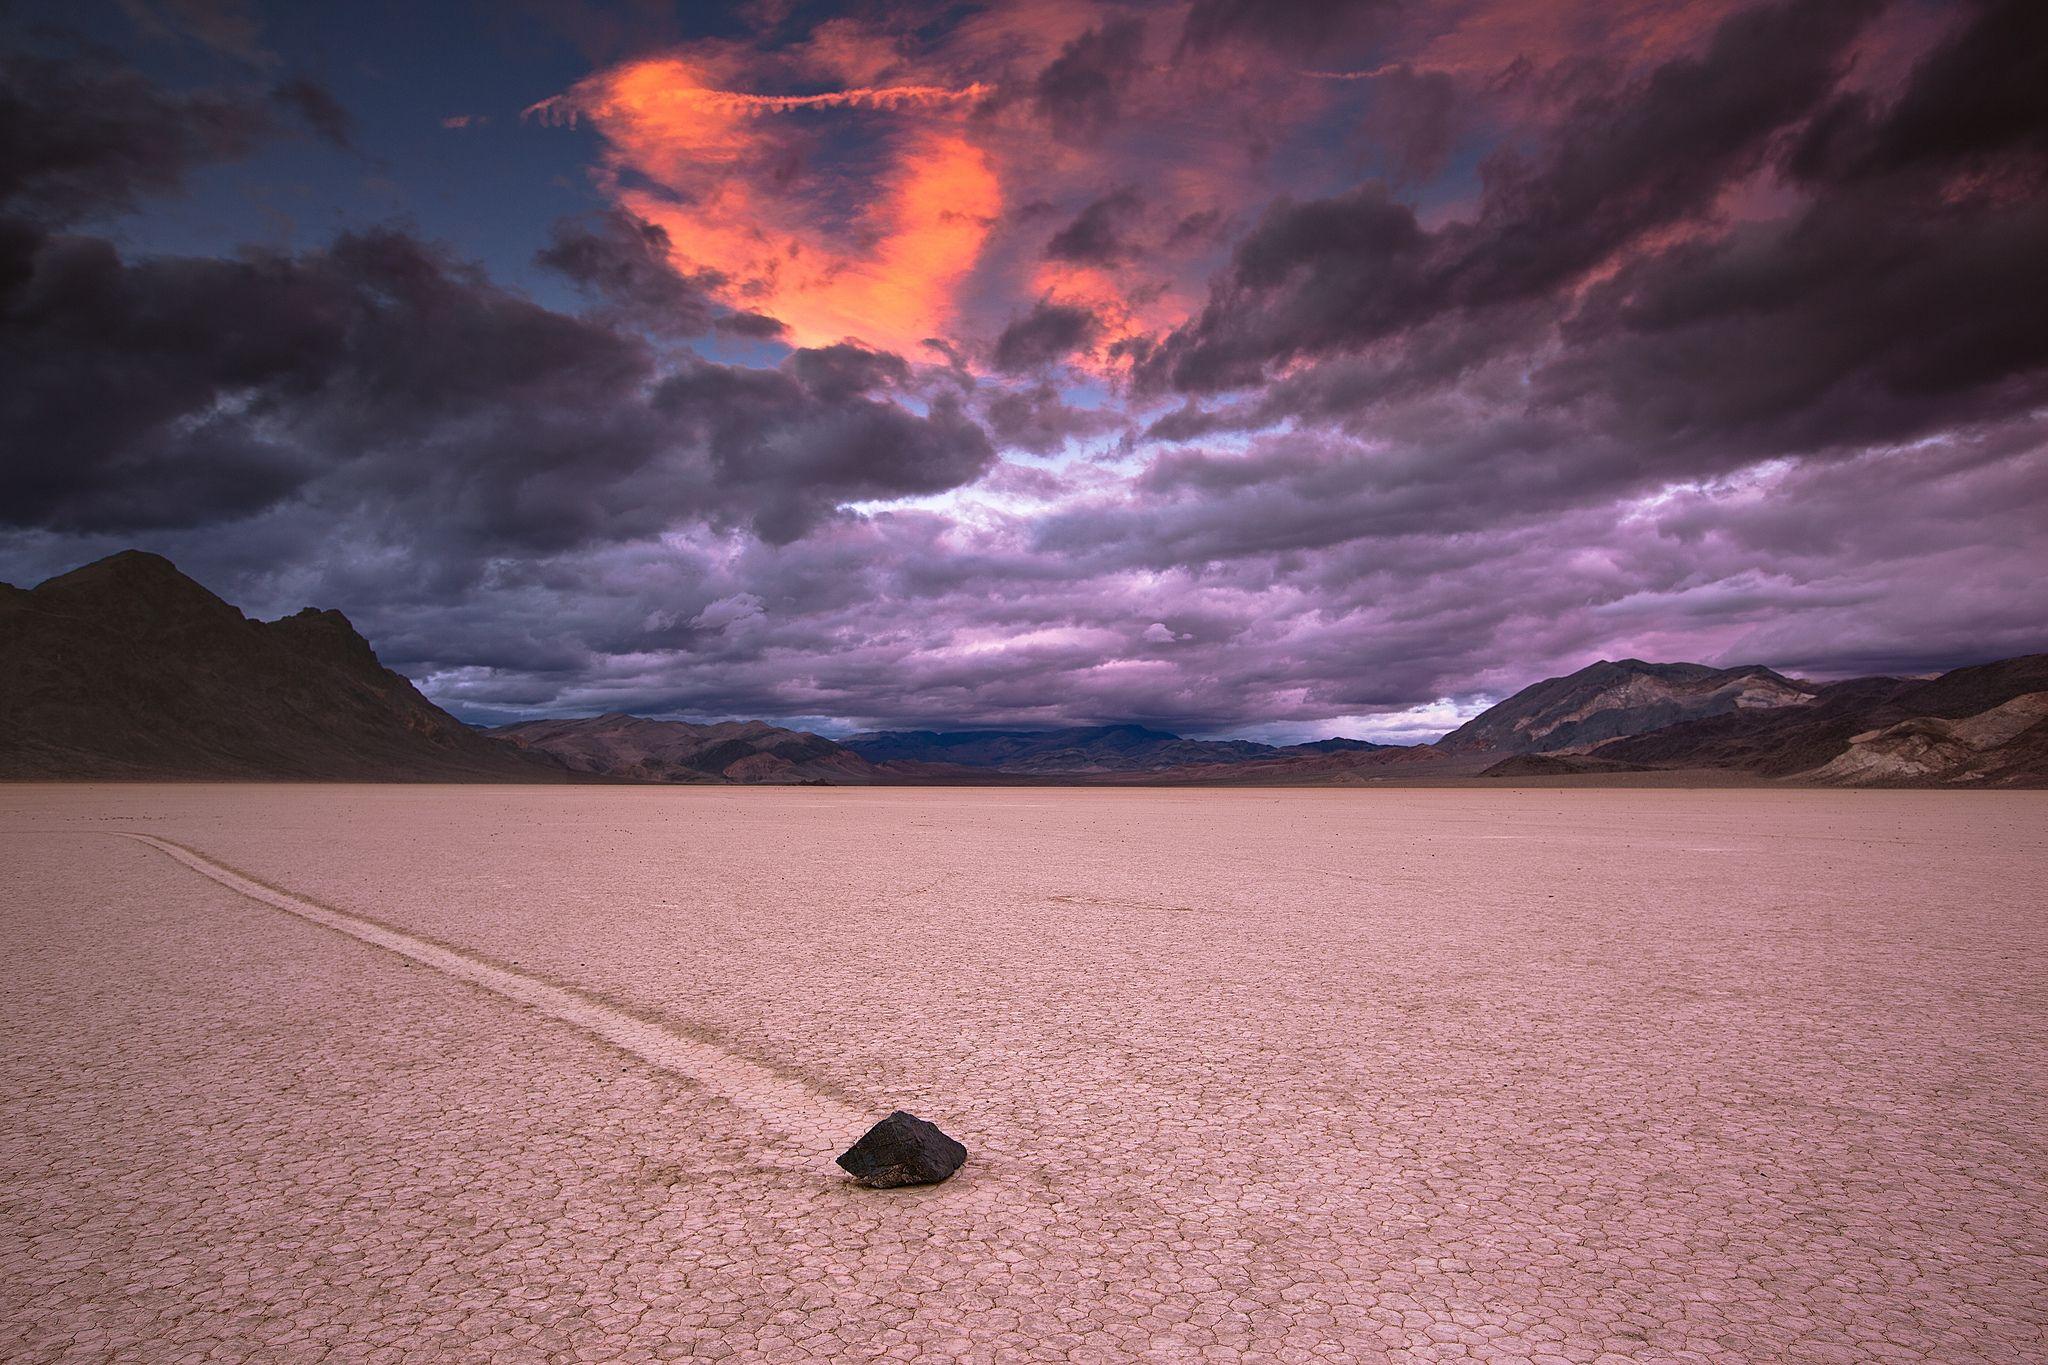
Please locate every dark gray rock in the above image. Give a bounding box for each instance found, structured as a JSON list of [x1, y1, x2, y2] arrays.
[[836, 1111, 968, 1188]]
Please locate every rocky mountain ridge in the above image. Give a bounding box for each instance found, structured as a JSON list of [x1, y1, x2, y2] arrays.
[[1437, 660, 1818, 755], [0, 552, 564, 781], [1573, 655, 2048, 786], [6, 552, 2042, 786]]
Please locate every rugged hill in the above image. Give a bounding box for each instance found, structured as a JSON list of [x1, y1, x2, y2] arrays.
[[1809, 692, 2048, 786], [1149, 655, 2047, 787], [11, 551, 2037, 787], [0, 552, 566, 781], [1437, 659, 1817, 755], [492, 713, 889, 784], [842, 724, 1386, 774], [1591, 655, 2048, 786]]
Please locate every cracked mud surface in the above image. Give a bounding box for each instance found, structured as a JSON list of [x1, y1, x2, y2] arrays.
[[3, 786, 2044, 1362]]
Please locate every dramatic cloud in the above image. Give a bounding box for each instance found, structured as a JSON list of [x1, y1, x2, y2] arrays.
[[4, 1, 2045, 741], [268, 75, 354, 149], [0, 50, 271, 224], [528, 56, 1002, 355], [535, 208, 726, 337], [982, 382, 1122, 455], [0, 220, 998, 547], [1045, 187, 1143, 265], [993, 300, 1101, 372], [1149, 0, 1886, 391], [1032, 17, 1147, 144], [1178, 0, 1399, 60], [0, 52, 999, 554], [1351, 63, 1464, 185]]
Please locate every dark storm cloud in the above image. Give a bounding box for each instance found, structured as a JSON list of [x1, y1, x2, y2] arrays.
[[1356, 63, 1463, 185], [714, 309, 788, 339], [5, 2, 2046, 741], [0, 224, 663, 539], [1045, 187, 1142, 264], [1154, 184, 1429, 392], [0, 47, 1000, 558], [1141, 401, 1248, 444], [1151, 0, 1882, 392], [657, 352, 994, 544], [0, 219, 1000, 548], [436, 419, 2044, 735], [1177, 0, 1401, 59], [783, 343, 909, 403], [268, 75, 354, 149], [1789, 0, 2048, 180], [1116, 0, 2048, 584], [1527, 0, 2048, 459], [1545, 180, 2048, 458], [992, 300, 1101, 372], [0, 50, 270, 225], [1032, 17, 1145, 144], [1450, 0, 1878, 304], [982, 382, 1121, 455], [535, 207, 722, 337]]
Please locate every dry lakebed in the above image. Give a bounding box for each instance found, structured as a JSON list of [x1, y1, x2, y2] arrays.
[[2, 785, 2043, 1363]]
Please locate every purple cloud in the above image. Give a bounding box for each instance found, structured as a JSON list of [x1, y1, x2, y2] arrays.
[[3, 3, 2045, 743]]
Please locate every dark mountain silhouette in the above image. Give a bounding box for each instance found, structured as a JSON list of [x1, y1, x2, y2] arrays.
[[1284, 737, 1383, 755], [493, 713, 894, 784], [1438, 659, 1818, 755], [0, 551, 566, 781]]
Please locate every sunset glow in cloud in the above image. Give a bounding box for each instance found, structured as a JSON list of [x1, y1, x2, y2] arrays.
[[4, 0, 2045, 737], [526, 9, 1308, 367], [533, 59, 1002, 355]]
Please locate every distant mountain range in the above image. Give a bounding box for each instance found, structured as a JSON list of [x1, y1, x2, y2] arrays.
[[841, 725, 1388, 774], [494, 712, 894, 784], [4, 552, 2043, 786]]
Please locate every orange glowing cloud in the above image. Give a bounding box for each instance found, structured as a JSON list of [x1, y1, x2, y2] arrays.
[[531, 58, 999, 355], [528, 4, 1444, 375], [1027, 258, 1190, 359], [530, 2, 1839, 386]]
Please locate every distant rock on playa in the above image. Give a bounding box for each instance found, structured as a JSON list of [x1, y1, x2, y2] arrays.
[[836, 1112, 968, 1188]]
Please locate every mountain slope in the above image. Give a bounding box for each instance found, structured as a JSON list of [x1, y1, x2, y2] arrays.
[[1438, 659, 1817, 755], [9, 551, 2038, 787], [0, 552, 566, 781], [1809, 692, 2048, 786], [1594, 655, 2048, 785], [492, 713, 887, 784]]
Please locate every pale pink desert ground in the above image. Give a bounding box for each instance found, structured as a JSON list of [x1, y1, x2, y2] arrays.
[[2, 787, 2044, 1365]]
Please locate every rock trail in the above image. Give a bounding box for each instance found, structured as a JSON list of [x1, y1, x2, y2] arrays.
[[119, 832, 876, 1163]]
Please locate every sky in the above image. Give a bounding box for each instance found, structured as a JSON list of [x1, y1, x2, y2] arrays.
[[2, 0, 2044, 743]]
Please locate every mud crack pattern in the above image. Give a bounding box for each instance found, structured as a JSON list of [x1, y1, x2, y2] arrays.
[[2, 785, 2044, 1363]]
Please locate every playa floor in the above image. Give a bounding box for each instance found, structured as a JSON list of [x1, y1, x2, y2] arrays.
[[2, 785, 2043, 1363]]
